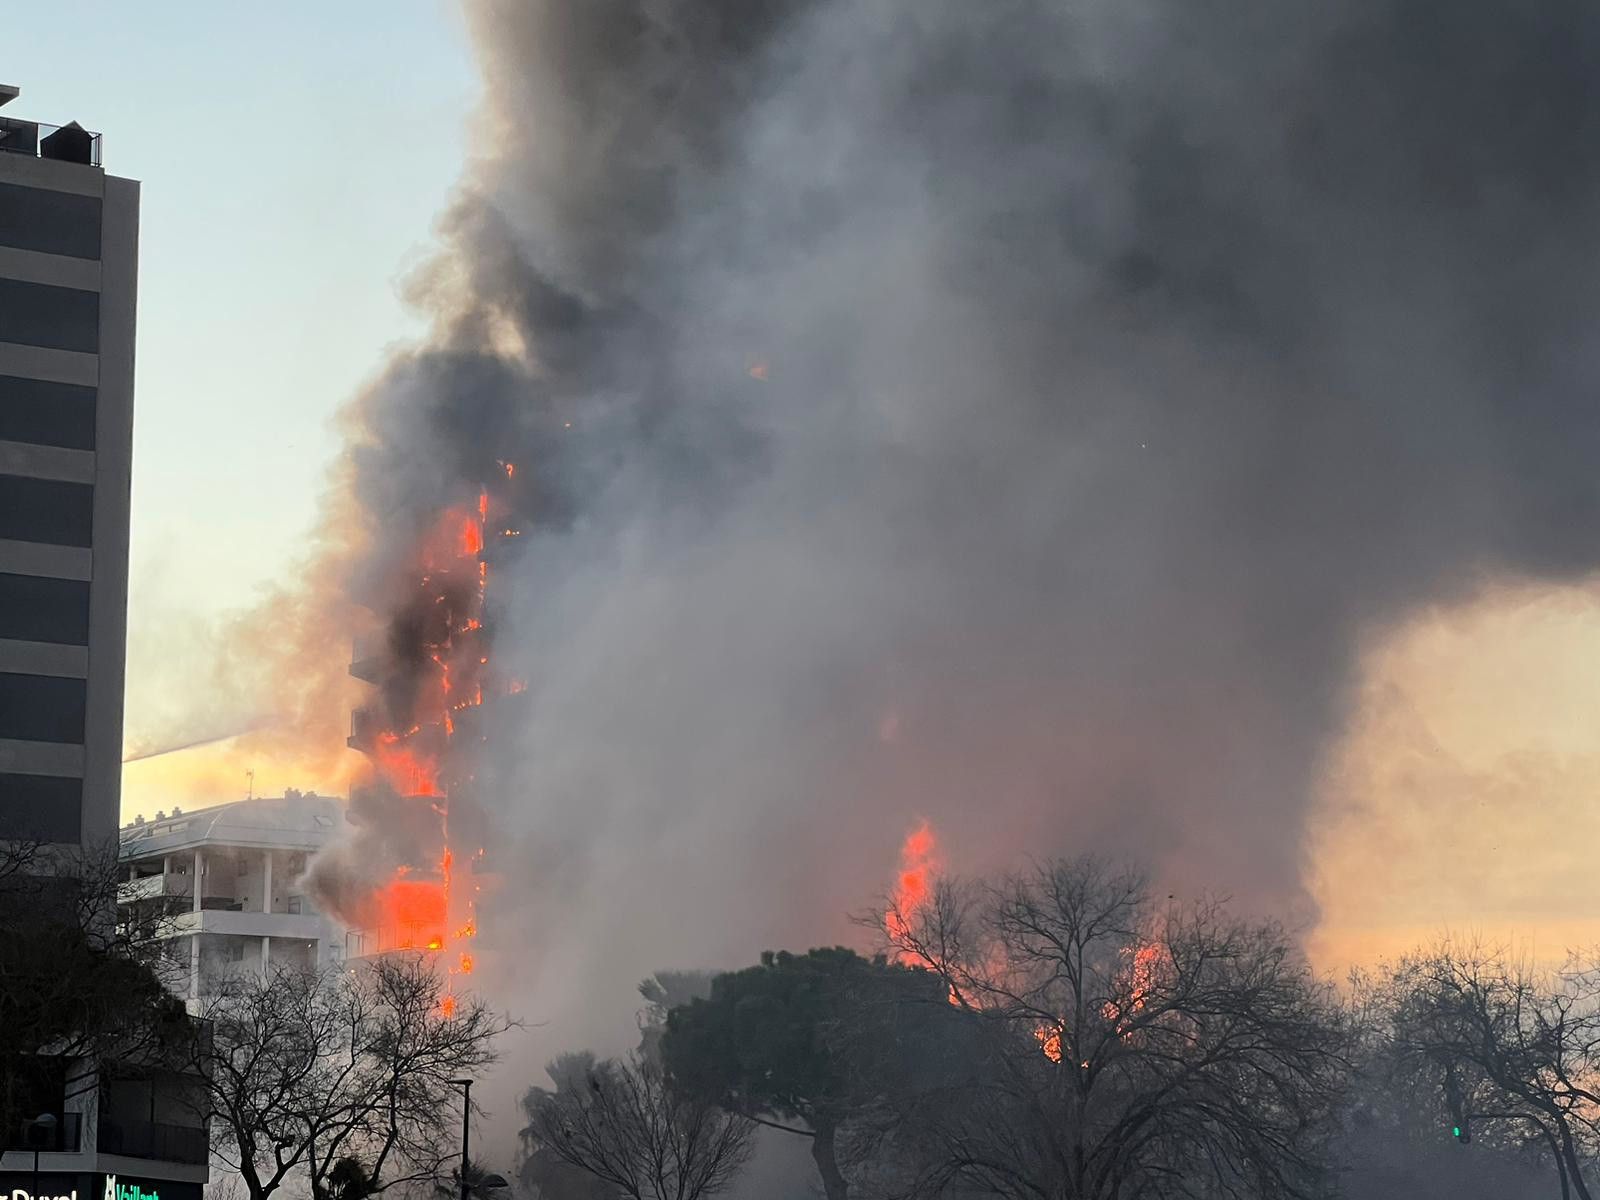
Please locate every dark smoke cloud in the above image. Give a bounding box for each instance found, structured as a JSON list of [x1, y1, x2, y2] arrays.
[[325, 0, 1600, 1156]]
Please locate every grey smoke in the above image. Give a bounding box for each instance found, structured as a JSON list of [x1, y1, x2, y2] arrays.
[[326, 0, 1600, 1160]]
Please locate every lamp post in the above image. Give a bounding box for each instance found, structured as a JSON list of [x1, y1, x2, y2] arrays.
[[25, 1112, 57, 1200], [449, 1079, 472, 1200]]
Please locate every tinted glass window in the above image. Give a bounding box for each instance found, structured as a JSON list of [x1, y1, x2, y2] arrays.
[[0, 573, 90, 644], [0, 374, 95, 450], [0, 672, 86, 743], [0, 475, 94, 546], [0, 773, 81, 842], [0, 182, 102, 259], [0, 278, 99, 353]]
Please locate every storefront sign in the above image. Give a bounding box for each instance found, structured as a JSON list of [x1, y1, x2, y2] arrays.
[[1, 1174, 196, 1200], [0, 1174, 89, 1200], [103, 1178, 156, 1200]]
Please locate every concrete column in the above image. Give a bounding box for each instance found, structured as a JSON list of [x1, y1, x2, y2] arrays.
[[261, 935, 271, 974], [192, 850, 203, 912], [189, 935, 200, 1002], [262, 850, 273, 914]]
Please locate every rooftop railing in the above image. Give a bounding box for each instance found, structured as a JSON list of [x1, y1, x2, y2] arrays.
[[0, 116, 102, 167]]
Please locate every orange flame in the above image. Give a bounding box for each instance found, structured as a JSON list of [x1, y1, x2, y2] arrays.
[[1034, 1025, 1063, 1063], [885, 821, 939, 952], [1101, 942, 1165, 1033], [372, 735, 441, 797], [369, 877, 449, 950], [350, 483, 497, 1016]]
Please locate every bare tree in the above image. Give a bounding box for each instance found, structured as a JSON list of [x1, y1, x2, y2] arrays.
[[0, 837, 195, 1139], [1364, 943, 1600, 1200], [521, 1051, 755, 1200], [875, 856, 1351, 1200], [192, 954, 511, 1200]]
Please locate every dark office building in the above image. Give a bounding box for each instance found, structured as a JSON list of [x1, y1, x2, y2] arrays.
[[0, 83, 139, 851], [0, 87, 207, 1200]]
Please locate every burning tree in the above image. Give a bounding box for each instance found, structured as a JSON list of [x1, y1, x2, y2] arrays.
[[877, 857, 1352, 1200]]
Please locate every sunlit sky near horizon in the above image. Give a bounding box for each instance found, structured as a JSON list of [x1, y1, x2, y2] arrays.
[[8, 4, 1600, 973]]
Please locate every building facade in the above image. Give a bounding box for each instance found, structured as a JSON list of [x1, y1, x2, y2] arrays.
[[118, 793, 348, 1004], [0, 84, 138, 852]]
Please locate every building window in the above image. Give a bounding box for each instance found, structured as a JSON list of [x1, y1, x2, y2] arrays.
[[0, 672, 87, 743], [0, 181, 102, 259], [0, 374, 96, 450], [0, 772, 81, 842], [0, 474, 94, 547], [0, 572, 90, 644], [0, 278, 99, 353]]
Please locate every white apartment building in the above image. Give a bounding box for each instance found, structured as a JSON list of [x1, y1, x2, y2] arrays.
[[117, 792, 347, 1003]]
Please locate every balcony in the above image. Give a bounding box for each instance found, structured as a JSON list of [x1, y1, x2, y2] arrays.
[[4, 1112, 82, 1153], [97, 1117, 208, 1165], [349, 630, 387, 685], [117, 875, 168, 904], [0, 116, 101, 167]]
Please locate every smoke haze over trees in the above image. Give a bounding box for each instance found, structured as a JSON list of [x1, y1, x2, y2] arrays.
[[520, 860, 1589, 1199]]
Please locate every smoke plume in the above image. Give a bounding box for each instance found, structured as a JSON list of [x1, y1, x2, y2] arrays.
[[309, 0, 1600, 1138]]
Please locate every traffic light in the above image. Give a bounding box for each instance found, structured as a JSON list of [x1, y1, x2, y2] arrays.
[[1444, 1066, 1470, 1144]]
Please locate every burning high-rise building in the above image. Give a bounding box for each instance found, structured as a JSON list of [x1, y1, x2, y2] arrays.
[[331, 464, 531, 995]]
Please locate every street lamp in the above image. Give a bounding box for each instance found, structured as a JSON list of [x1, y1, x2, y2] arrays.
[[446, 1084, 509, 1199], [24, 1112, 57, 1200], [449, 1079, 473, 1200]]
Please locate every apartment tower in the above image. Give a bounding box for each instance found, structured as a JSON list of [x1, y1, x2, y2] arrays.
[[0, 84, 137, 850]]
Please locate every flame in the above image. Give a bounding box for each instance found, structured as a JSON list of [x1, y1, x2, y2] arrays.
[[1034, 1025, 1063, 1063], [347, 481, 494, 1004], [372, 735, 441, 797], [1101, 941, 1166, 1033], [748, 357, 770, 381], [885, 821, 939, 953], [368, 877, 449, 950]]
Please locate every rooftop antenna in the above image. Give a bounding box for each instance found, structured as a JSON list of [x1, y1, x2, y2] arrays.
[[245, 769, 255, 801]]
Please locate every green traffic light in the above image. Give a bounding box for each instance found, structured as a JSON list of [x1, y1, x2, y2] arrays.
[[1452, 1126, 1460, 1137]]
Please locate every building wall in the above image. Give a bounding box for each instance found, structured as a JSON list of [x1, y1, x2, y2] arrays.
[[0, 149, 138, 849]]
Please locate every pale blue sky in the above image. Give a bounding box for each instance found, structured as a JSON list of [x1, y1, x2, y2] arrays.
[[5, 3, 478, 623]]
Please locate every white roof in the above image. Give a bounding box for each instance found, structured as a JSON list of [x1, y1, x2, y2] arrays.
[[119, 794, 344, 860]]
